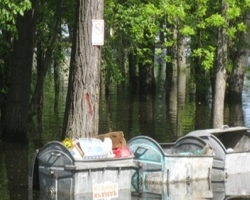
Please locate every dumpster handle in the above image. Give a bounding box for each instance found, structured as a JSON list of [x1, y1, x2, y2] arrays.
[[221, 125, 229, 130], [65, 165, 77, 170], [134, 146, 149, 158], [51, 152, 61, 157]]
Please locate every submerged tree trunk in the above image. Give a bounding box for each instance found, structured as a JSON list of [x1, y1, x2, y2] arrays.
[[213, 0, 228, 128], [190, 28, 210, 103], [139, 94, 154, 137], [227, 14, 250, 103], [62, 0, 104, 139], [36, 41, 44, 141], [228, 55, 246, 103], [0, 32, 12, 123], [139, 62, 155, 94], [2, 0, 38, 143]]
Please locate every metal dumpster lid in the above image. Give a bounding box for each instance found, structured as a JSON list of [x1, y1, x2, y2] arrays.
[[187, 126, 249, 137]]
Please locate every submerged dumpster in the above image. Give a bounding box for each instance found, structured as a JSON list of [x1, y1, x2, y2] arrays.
[[186, 126, 250, 181], [127, 135, 214, 184], [37, 187, 132, 200], [29, 140, 135, 197], [131, 179, 212, 200], [212, 172, 250, 200]]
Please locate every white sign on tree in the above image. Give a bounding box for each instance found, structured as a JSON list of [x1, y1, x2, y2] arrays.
[[92, 19, 104, 46]]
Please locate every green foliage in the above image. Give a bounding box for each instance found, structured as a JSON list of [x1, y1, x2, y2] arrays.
[[227, 59, 234, 73], [102, 45, 124, 84], [1, 0, 250, 97], [226, 5, 241, 19], [243, 0, 250, 8], [237, 22, 247, 32], [192, 46, 215, 71], [205, 14, 225, 27], [103, 0, 163, 83], [103, 0, 250, 87], [180, 26, 195, 36], [227, 27, 237, 38], [164, 55, 172, 63], [34, 0, 73, 84], [0, 0, 31, 33]]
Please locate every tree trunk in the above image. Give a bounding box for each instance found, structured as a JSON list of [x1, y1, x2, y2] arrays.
[[177, 36, 186, 104], [54, 61, 60, 114], [128, 53, 138, 93], [165, 20, 178, 96], [118, 35, 126, 80], [165, 46, 173, 94], [228, 55, 246, 103], [177, 37, 186, 72], [36, 41, 44, 141], [0, 32, 12, 123], [62, 0, 104, 139], [213, 0, 228, 128], [29, 0, 64, 118], [228, 14, 250, 103], [2, 0, 38, 143], [139, 94, 154, 136], [228, 102, 244, 126], [138, 29, 155, 94], [139, 62, 155, 94], [190, 29, 210, 103]]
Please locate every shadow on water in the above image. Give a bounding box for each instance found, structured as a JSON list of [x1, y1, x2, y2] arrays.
[[0, 141, 29, 200]]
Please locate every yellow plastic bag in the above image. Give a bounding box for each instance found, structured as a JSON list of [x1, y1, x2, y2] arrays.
[[62, 137, 73, 149]]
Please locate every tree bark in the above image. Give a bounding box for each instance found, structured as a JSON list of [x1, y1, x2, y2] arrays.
[[2, 0, 38, 143], [177, 37, 186, 72], [228, 14, 250, 103], [213, 0, 228, 128], [0, 32, 12, 123], [139, 62, 155, 94], [138, 29, 155, 94], [62, 0, 104, 139]]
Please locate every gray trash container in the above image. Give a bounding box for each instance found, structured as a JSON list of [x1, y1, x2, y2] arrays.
[[187, 126, 250, 181], [30, 141, 135, 197], [38, 189, 132, 200], [128, 135, 214, 184]]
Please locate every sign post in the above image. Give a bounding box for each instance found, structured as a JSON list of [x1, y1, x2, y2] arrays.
[[92, 19, 104, 46]]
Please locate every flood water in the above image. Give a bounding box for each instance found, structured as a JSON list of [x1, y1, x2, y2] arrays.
[[1, 70, 250, 199]]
